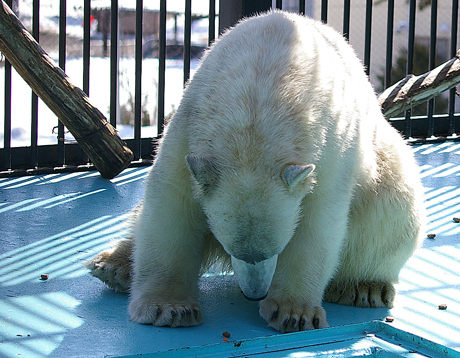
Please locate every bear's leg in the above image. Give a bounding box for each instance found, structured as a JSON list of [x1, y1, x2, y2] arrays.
[[259, 236, 331, 332], [324, 145, 424, 309], [127, 177, 208, 328], [259, 203, 349, 333], [85, 238, 133, 292]]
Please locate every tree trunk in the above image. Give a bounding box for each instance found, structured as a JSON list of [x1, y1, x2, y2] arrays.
[[378, 50, 460, 118]]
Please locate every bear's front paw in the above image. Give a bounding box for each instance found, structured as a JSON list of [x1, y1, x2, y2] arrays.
[[259, 298, 329, 333], [128, 296, 203, 327], [324, 281, 395, 308], [85, 247, 132, 293]]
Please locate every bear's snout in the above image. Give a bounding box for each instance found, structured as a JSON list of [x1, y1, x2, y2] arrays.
[[231, 255, 278, 301]]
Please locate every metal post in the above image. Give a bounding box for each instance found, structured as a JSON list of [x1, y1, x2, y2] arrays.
[[208, 0, 216, 45], [427, 0, 438, 137], [343, 0, 350, 41], [58, 0, 67, 166], [3, 0, 12, 170], [384, 0, 394, 89], [83, 0, 90, 95], [242, 0, 271, 17], [219, 0, 242, 34], [448, 0, 459, 136], [219, 0, 271, 34], [321, 0, 328, 23], [363, 0, 372, 76], [110, 0, 119, 128], [184, 0, 192, 85], [31, 0, 39, 167], [157, 0, 166, 136], [405, 0, 416, 138], [134, 0, 143, 159]]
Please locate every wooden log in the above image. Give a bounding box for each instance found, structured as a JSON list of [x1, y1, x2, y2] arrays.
[[378, 50, 460, 118], [0, 0, 133, 179]]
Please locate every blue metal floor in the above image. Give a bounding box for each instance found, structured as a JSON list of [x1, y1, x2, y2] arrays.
[[1, 142, 459, 358]]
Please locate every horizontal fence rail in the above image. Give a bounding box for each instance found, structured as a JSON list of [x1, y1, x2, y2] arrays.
[[0, 0, 459, 176]]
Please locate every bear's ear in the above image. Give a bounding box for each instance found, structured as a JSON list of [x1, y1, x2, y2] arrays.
[[186, 156, 220, 192], [282, 164, 315, 189]]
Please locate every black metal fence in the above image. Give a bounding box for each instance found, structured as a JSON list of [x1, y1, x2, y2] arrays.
[[1, 0, 459, 176]]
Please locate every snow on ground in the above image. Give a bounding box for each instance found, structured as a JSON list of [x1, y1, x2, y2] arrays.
[[0, 57, 200, 147], [0, 0, 208, 148]]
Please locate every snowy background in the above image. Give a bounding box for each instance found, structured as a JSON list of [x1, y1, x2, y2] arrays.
[[0, 0, 216, 147]]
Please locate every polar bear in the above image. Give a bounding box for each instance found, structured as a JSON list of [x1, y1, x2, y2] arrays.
[[86, 10, 425, 333]]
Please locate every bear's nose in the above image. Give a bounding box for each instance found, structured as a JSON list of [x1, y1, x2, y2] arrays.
[[235, 252, 268, 264]]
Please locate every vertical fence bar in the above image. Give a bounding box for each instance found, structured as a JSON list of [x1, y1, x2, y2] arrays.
[[31, 0, 39, 167], [448, 0, 458, 136], [134, 0, 143, 159], [3, 59, 12, 170], [405, 0, 416, 138], [321, 0, 327, 23], [83, 0, 91, 95], [208, 0, 216, 45], [79, 0, 91, 164], [427, 0, 437, 138], [242, 0, 271, 17], [184, 0, 192, 85], [3, 0, 12, 170], [299, 0, 305, 15], [110, 0, 119, 127], [58, 0, 67, 166], [384, 0, 394, 89], [157, 0, 166, 136], [275, 0, 282, 10], [363, 0, 372, 76], [343, 0, 350, 41], [406, 1, 416, 77]]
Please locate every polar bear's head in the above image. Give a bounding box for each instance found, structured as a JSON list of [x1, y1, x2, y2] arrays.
[[186, 156, 315, 300]]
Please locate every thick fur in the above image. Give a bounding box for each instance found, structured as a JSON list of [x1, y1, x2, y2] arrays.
[[86, 11, 425, 333]]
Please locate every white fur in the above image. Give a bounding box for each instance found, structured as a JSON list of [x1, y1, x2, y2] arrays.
[[88, 11, 425, 333]]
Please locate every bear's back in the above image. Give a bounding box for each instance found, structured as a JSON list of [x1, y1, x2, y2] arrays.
[[181, 11, 380, 171]]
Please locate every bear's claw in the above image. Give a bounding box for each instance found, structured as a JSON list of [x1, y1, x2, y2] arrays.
[[128, 297, 203, 327], [324, 281, 395, 308], [260, 298, 329, 333]]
